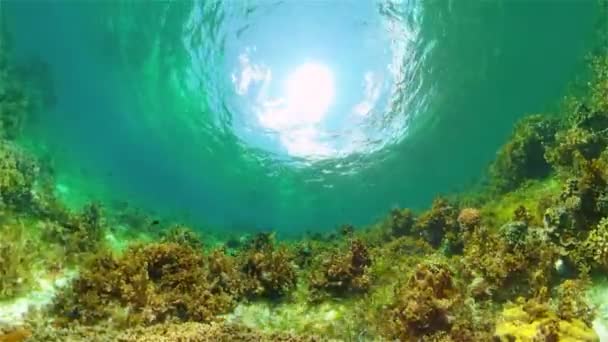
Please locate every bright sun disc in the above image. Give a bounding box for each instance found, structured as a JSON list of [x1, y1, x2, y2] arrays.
[[285, 62, 335, 124]]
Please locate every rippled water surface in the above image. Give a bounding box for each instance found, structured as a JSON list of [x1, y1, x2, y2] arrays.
[[3, 0, 600, 234]]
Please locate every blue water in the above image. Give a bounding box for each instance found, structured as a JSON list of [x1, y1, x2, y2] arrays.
[[2, 0, 600, 235]]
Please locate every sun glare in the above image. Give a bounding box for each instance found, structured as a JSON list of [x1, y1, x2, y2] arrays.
[[285, 62, 335, 124]]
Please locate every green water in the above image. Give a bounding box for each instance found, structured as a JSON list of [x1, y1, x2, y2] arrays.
[[2, 0, 601, 235]]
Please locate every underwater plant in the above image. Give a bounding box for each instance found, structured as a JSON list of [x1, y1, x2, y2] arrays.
[[53, 242, 241, 326], [0, 6, 605, 341], [388, 208, 416, 238], [159, 224, 205, 250], [0, 50, 30, 140], [0, 218, 39, 300], [413, 197, 461, 252], [40, 202, 106, 256], [381, 261, 482, 340], [239, 241, 297, 299], [489, 115, 559, 193], [545, 55, 608, 173], [582, 217, 608, 271], [309, 239, 372, 299], [0, 141, 38, 211]]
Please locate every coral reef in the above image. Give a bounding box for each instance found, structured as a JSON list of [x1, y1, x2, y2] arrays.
[[388, 208, 415, 238], [309, 239, 372, 299], [0, 141, 38, 210], [490, 115, 558, 193], [0, 51, 30, 140], [24, 321, 321, 342], [0, 27, 53, 142], [413, 197, 459, 249], [53, 242, 241, 326], [0, 219, 39, 300], [462, 221, 559, 300], [0, 44, 607, 342], [582, 217, 608, 271], [493, 297, 598, 341], [115, 322, 321, 342], [381, 261, 486, 340], [239, 241, 297, 299], [40, 202, 106, 255], [159, 224, 204, 250], [557, 279, 594, 324], [457, 207, 481, 232], [545, 55, 608, 173]]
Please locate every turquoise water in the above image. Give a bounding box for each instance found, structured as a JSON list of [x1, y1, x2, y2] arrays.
[[2, 0, 600, 235]]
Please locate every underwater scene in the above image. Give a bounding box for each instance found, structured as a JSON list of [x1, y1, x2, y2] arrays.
[[0, 0, 608, 341]]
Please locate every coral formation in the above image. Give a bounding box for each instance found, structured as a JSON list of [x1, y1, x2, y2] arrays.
[[0, 141, 38, 210], [388, 208, 415, 238], [457, 207, 481, 232], [53, 242, 241, 326], [583, 217, 608, 271], [159, 224, 204, 250], [490, 115, 558, 193], [25, 321, 320, 342], [240, 241, 297, 299], [0, 50, 30, 140], [0, 39, 607, 341], [493, 297, 598, 341], [309, 239, 372, 298], [413, 197, 459, 249], [0, 219, 39, 300], [382, 261, 481, 340], [40, 202, 106, 255]]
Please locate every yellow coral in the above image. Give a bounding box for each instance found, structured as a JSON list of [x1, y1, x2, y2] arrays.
[[494, 305, 598, 342], [585, 218, 608, 269]]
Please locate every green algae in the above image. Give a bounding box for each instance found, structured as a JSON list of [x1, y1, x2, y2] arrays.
[[480, 178, 561, 228]]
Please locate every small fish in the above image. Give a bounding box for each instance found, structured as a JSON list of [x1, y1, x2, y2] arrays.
[[150, 220, 160, 226]]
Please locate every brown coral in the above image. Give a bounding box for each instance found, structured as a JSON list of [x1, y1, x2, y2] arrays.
[[384, 262, 460, 340], [240, 243, 297, 299], [461, 224, 557, 300], [457, 207, 481, 231], [309, 239, 372, 298], [413, 197, 459, 248], [389, 208, 415, 238], [159, 224, 204, 250], [583, 217, 608, 270], [54, 242, 241, 326]]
